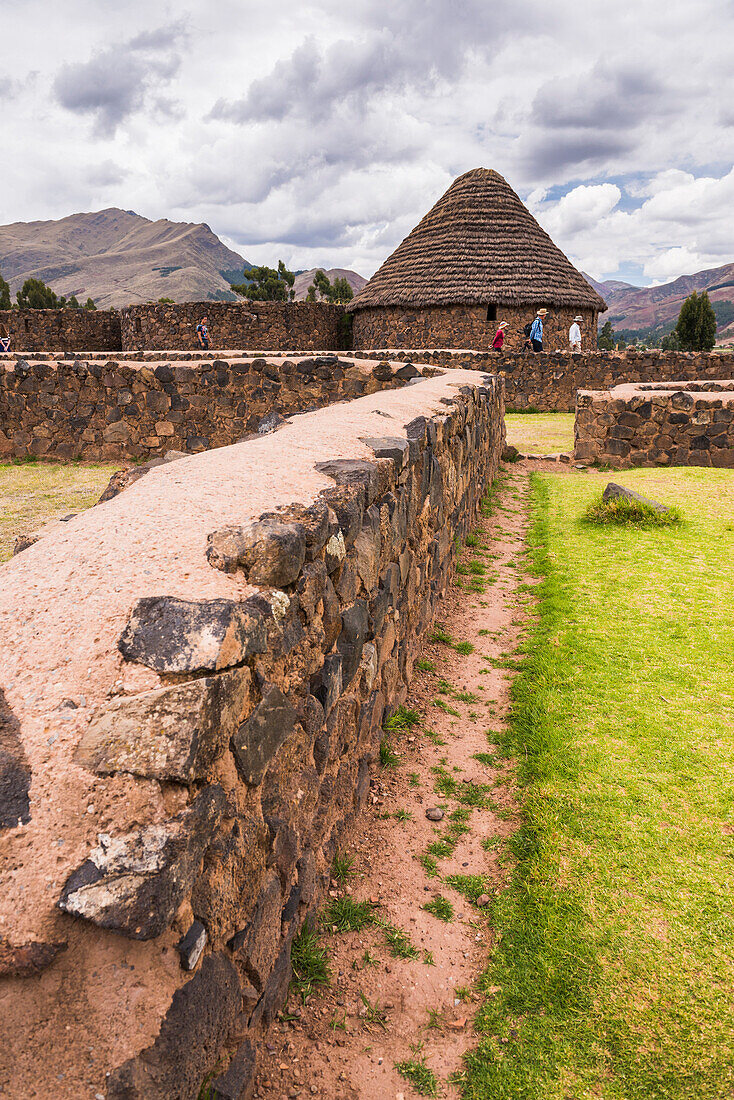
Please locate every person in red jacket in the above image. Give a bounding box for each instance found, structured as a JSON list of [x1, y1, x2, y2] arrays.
[[492, 321, 508, 350]]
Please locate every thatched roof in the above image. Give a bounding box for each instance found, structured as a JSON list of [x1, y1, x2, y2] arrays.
[[349, 168, 606, 312]]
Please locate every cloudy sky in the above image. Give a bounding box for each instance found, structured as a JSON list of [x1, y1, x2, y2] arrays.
[[2, 0, 733, 285]]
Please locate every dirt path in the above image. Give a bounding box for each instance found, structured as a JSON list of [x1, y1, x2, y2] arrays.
[[253, 467, 531, 1100]]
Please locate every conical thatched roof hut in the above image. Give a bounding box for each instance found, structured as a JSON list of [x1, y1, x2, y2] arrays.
[[350, 168, 606, 350]]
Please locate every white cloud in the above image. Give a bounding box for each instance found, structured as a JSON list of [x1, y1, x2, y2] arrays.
[[532, 167, 734, 282], [532, 184, 622, 237], [0, 0, 732, 284]]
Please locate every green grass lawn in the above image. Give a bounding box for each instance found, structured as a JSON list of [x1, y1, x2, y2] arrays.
[[505, 412, 574, 455], [463, 466, 734, 1099], [0, 460, 118, 561]]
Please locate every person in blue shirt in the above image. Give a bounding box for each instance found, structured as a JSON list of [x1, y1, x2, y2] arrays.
[[196, 316, 209, 350], [528, 309, 547, 352]]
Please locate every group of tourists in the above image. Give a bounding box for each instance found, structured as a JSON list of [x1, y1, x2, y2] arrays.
[[491, 310, 585, 353]]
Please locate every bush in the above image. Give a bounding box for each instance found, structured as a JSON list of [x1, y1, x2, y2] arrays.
[[583, 495, 682, 527]]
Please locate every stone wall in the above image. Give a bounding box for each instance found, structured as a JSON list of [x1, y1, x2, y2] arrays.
[[351, 303, 599, 352], [575, 380, 734, 467], [0, 355, 424, 462], [0, 370, 504, 1099], [0, 302, 344, 354], [0, 309, 121, 353], [351, 347, 734, 411], [121, 301, 345, 352]]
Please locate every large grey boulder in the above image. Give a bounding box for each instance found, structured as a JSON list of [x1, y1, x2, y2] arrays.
[[230, 683, 298, 786], [118, 596, 267, 674], [206, 519, 306, 585], [107, 953, 243, 1099], [58, 786, 225, 939], [75, 668, 250, 782]]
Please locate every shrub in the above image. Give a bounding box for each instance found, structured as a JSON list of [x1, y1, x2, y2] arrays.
[[583, 495, 682, 528]]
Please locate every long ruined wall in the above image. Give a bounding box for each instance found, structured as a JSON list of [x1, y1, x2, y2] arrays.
[[0, 302, 344, 354], [0, 309, 121, 352], [351, 303, 600, 352], [0, 370, 504, 1100], [352, 347, 734, 411], [0, 355, 423, 461], [575, 380, 734, 467], [120, 301, 345, 352]]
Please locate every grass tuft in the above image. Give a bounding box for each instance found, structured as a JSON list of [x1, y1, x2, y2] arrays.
[[583, 493, 682, 527], [290, 919, 329, 1002], [380, 922, 420, 960], [331, 851, 356, 883], [324, 897, 376, 933], [423, 894, 454, 922], [383, 705, 422, 731], [395, 1058, 440, 1097], [444, 874, 491, 906], [379, 737, 399, 768]]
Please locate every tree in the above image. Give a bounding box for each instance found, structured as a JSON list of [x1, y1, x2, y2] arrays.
[[231, 260, 295, 302], [84, 297, 97, 310], [674, 291, 717, 351], [16, 278, 60, 309], [68, 295, 81, 309], [307, 269, 354, 304], [597, 320, 615, 350], [661, 330, 681, 351], [0, 272, 10, 311]]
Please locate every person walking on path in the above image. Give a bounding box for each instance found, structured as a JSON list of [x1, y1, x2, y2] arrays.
[[569, 315, 583, 352], [526, 308, 547, 352], [492, 320, 508, 350], [196, 316, 210, 351]]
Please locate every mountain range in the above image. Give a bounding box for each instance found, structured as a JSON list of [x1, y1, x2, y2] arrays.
[[0, 209, 369, 311], [0, 209, 253, 309], [584, 265, 734, 341]]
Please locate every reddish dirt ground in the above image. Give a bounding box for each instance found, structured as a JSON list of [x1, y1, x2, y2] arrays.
[[252, 467, 531, 1099]]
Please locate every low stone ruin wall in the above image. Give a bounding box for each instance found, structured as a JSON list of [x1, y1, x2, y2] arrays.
[[575, 380, 734, 467], [0, 369, 504, 1100], [0, 355, 426, 462], [120, 301, 345, 352], [353, 347, 734, 411], [0, 309, 121, 353], [0, 302, 344, 354]]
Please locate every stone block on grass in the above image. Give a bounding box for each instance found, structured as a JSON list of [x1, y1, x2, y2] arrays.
[[602, 482, 669, 513]]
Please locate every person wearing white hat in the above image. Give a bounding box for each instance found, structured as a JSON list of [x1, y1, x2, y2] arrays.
[[569, 316, 583, 352], [491, 320, 508, 350]]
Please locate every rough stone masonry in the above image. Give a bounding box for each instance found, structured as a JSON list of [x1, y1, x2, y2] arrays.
[[575, 379, 734, 467], [0, 354, 425, 462], [0, 368, 504, 1099]]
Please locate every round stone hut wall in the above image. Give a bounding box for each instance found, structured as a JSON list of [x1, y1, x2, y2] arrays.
[[351, 304, 599, 352]]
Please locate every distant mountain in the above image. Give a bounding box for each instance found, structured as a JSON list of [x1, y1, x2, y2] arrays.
[[292, 267, 367, 301], [0, 208, 253, 309], [584, 265, 734, 341]]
